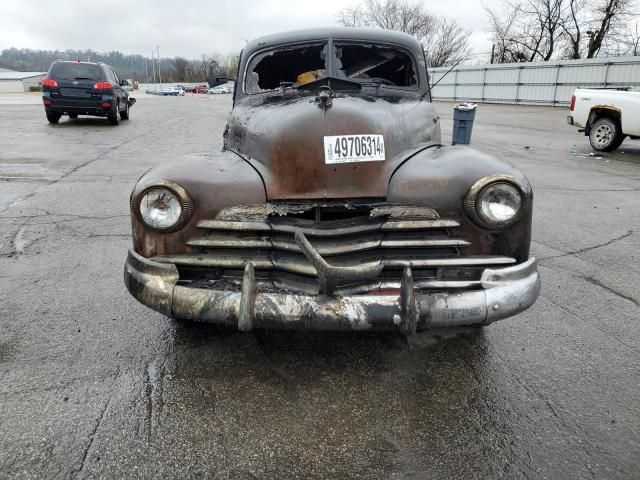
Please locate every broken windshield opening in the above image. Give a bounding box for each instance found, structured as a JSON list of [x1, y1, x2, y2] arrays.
[[335, 43, 418, 88], [245, 43, 327, 94]]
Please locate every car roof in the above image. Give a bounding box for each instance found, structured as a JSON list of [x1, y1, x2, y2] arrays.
[[244, 27, 424, 57], [54, 60, 105, 66]]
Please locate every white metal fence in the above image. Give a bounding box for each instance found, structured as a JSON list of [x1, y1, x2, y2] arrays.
[[429, 56, 640, 106]]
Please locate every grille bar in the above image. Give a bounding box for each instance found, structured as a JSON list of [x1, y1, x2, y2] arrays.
[[186, 235, 470, 254], [380, 220, 460, 230], [156, 253, 516, 277], [173, 204, 495, 294], [196, 218, 460, 236]]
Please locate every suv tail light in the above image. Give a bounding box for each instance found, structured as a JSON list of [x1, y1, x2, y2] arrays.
[[41, 77, 58, 88], [93, 81, 113, 90], [569, 95, 576, 112]]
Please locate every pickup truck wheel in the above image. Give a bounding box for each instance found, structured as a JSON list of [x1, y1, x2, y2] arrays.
[[589, 117, 622, 152], [610, 133, 625, 150]]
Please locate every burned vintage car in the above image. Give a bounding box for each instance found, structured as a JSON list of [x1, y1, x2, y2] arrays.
[[124, 28, 540, 334]]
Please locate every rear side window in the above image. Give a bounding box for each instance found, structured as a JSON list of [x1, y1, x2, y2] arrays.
[[335, 43, 418, 87], [49, 63, 104, 81]]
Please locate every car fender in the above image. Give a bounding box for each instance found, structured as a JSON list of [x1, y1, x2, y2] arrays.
[[388, 145, 533, 262], [587, 104, 622, 133], [131, 151, 266, 257]]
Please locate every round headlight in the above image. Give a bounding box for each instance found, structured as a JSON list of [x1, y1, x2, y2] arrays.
[[139, 187, 183, 230], [477, 182, 522, 225]]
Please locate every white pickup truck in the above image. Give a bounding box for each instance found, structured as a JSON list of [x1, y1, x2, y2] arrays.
[[567, 88, 640, 152]]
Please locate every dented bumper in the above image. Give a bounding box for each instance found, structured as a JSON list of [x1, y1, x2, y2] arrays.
[[124, 249, 540, 334]]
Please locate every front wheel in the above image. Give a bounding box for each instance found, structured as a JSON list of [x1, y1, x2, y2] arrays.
[[589, 117, 623, 152], [46, 111, 61, 124]]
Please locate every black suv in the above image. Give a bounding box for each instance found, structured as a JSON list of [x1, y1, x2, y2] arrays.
[[41, 61, 135, 125]]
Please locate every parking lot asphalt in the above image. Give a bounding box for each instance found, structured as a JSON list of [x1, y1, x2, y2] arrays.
[[1, 94, 639, 480]]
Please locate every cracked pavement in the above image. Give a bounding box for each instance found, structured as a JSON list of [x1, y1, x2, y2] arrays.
[[1, 96, 639, 479]]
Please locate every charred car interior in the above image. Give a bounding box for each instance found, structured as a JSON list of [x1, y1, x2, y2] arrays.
[[335, 43, 417, 86], [247, 43, 328, 92], [246, 41, 418, 93], [124, 27, 540, 334]]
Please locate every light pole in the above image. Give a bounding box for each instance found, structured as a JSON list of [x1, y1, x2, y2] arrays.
[[151, 50, 155, 84], [157, 45, 162, 92]]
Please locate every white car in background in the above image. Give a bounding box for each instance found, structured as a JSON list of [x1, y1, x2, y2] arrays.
[[567, 88, 640, 151], [162, 86, 185, 96], [206, 85, 233, 95]]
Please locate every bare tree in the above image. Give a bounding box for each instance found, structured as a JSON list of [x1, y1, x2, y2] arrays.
[[560, 0, 588, 59], [221, 54, 240, 79], [586, 0, 634, 57], [337, 4, 368, 28], [427, 18, 473, 67], [337, 0, 472, 67], [487, 0, 636, 62], [486, 6, 526, 62], [540, 0, 568, 60], [486, 0, 567, 63], [174, 57, 190, 82], [623, 21, 640, 56], [199, 54, 219, 81]]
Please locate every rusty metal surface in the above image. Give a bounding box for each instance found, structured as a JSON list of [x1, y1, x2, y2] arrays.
[[130, 153, 266, 257], [155, 202, 522, 297], [387, 146, 533, 262], [124, 250, 540, 332], [127, 27, 536, 328], [294, 229, 383, 294], [131, 144, 534, 263], [224, 95, 441, 199], [221, 27, 438, 200]]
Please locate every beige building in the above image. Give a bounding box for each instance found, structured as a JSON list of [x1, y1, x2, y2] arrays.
[[0, 70, 46, 93]]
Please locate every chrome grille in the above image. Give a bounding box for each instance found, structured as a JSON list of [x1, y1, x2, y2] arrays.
[[154, 203, 516, 295]]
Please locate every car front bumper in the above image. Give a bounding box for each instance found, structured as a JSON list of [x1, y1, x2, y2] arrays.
[[124, 249, 540, 334]]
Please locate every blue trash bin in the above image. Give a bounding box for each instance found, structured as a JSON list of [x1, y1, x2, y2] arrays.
[[452, 105, 477, 145]]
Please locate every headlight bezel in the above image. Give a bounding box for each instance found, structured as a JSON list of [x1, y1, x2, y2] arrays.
[[464, 175, 529, 229], [131, 179, 193, 232]]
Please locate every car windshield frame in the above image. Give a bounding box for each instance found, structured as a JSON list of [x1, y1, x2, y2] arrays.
[[242, 38, 421, 96]]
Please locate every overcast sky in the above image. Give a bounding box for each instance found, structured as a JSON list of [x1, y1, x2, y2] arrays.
[[0, 0, 493, 60]]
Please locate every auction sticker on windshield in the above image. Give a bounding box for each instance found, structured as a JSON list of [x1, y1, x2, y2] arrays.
[[324, 135, 385, 164]]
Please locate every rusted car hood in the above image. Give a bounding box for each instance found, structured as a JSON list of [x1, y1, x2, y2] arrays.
[[225, 94, 441, 199]]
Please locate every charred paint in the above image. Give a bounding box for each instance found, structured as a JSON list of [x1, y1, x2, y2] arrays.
[[125, 27, 539, 332]]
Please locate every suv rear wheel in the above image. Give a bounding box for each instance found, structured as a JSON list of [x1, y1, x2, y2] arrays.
[[120, 100, 129, 120], [107, 101, 120, 125], [589, 117, 624, 152], [46, 111, 61, 124]]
